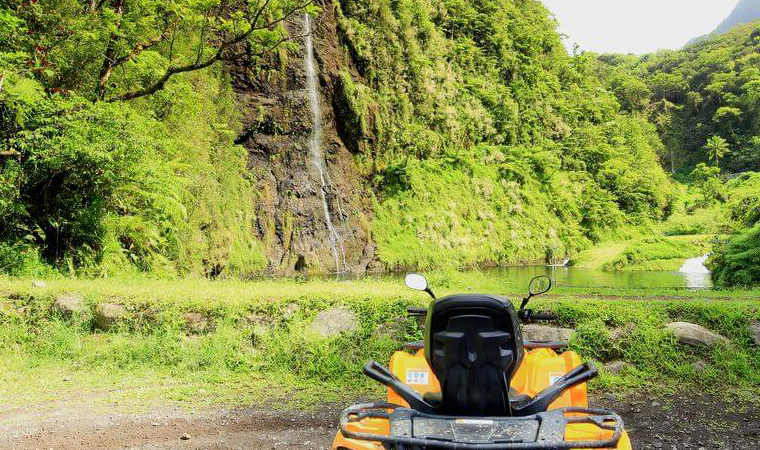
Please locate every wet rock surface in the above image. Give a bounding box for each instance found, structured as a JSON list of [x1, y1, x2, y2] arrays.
[[229, 6, 374, 275]]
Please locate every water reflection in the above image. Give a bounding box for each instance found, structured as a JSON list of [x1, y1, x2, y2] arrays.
[[467, 265, 711, 290]]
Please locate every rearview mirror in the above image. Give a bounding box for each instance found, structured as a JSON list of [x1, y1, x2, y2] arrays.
[[404, 273, 428, 291], [529, 275, 552, 296]]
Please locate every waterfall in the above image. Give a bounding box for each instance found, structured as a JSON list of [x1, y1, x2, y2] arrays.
[[679, 254, 710, 274], [679, 254, 712, 289], [303, 14, 346, 273]]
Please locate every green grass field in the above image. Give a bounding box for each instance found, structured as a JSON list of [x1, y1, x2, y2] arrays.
[[1, 274, 759, 412]]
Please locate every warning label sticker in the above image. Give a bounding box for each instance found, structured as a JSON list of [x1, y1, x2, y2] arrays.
[[406, 370, 429, 385]]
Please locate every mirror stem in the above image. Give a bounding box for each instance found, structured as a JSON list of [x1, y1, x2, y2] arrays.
[[425, 288, 436, 300], [519, 294, 532, 310]]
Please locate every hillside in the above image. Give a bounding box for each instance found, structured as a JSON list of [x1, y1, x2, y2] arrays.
[[715, 0, 760, 34], [599, 22, 760, 174], [0, 0, 673, 276], [689, 0, 760, 44]]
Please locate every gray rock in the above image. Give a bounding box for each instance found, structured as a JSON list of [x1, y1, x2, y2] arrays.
[[372, 316, 407, 341], [183, 312, 208, 333], [604, 360, 629, 375], [309, 308, 358, 337], [609, 325, 634, 342], [748, 321, 760, 347], [31, 280, 46, 288], [692, 360, 708, 372], [665, 322, 729, 347], [51, 293, 85, 319], [522, 324, 574, 343], [94, 303, 128, 330], [244, 313, 272, 328], [283, 303, 300, 320]]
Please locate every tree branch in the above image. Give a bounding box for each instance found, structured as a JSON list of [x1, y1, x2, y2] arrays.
[[105, 0, 313, 103]]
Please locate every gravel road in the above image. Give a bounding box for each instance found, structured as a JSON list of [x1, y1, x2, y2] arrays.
[[1, 392, 758, 449]]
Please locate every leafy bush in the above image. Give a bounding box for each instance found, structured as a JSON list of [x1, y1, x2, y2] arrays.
[[709, 225, 760, 287]]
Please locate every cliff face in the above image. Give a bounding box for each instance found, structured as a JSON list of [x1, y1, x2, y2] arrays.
[[230, 4, 374, 275]]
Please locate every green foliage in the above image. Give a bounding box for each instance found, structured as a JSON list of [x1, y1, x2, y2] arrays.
[[709, 225, 760, 287], [603, 235, 711, 271], [599, 22, 760, 173], [334, 0, 674, 269], [690, 163, 724, 206]]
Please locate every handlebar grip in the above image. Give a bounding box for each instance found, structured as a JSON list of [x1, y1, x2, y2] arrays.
[[529, 313, 558, 321], [407, 307, 428, 316]]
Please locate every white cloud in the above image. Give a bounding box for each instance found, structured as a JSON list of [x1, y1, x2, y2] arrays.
[[541, 0, 738, 54]]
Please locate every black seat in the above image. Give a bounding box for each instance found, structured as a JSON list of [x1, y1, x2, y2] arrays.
[[424, 294, 524, 416], [362, 294, 598, 417]]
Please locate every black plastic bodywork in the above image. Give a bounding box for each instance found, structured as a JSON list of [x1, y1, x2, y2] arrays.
[[424, 294, 525, 416]]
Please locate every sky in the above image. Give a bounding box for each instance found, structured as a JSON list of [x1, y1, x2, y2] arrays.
[[541, 0, 739, 54]]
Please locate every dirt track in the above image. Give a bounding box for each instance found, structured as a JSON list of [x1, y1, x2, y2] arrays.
[[1, 392, 759, 449]]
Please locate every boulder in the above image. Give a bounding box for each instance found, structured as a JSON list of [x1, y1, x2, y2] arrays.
[[604, 360, 629, 375], [51, 293, 85, 319], [183, 312, 208, 333], [31, 280, 46, 288], [748, 321, 760, 347], [94, 303, 128, 331], [522, 324, 574, 343], [309, 308, 358, 337], [665, 322, 729, 347]]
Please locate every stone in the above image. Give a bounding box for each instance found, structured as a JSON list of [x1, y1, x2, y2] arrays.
[[372, 316, 407, 341], [94, 303, 128, 331], [183, 312, 208, 333], [51, 293, 85, 319], [665, 322, 729, 347], [748, 321, 760, 347], [604, 360, 629, 375], [692, 360, 708, 372], [283, 303, 300, 320], [308, 308, 358, 337], [244, 313, 272, 328], [521, 324, 574, 343], [609, 325, 634, 342], [31, 280, 45, 288]]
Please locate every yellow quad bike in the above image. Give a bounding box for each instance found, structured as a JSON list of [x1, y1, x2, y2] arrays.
[[332, 274, 632, 450]]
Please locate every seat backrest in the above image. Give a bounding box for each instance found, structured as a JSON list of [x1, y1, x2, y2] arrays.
[[424, 294, 524, 416]]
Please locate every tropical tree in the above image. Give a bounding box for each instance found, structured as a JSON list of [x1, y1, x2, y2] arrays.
[[704, 135, 730, 166]]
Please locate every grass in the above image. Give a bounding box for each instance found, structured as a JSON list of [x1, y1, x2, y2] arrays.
[[1, 274, 760, 412]]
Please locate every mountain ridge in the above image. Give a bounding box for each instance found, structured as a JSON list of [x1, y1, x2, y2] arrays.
[[688, 0, 760, 45]]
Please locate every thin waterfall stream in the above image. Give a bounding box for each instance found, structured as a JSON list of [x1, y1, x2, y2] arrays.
[[304, 13, 347, 272]]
